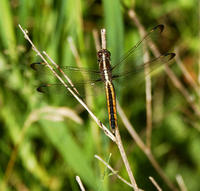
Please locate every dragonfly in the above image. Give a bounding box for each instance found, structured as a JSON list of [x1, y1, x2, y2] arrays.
[[31, 24, 175, 134]]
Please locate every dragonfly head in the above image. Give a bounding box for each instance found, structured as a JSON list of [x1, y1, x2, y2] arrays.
[[97, 49, 111, 62]]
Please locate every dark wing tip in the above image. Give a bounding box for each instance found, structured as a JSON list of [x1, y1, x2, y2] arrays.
[[30, 62, 41, 70], [164, 52, 176, 60], [36, 84, 49, 93], [153, 24, 164, 33], [36, 87, 45, 93]]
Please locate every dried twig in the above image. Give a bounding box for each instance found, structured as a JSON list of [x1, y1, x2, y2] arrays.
[[100, 29, 139, 191], [92, 29, 101, 51], [198, 1, 200, 86], [101, 29, 106, 49], [115, 128, 138, 190], [176, 174, 188, 191], [117, 101, 178, 191], [144, 50, 152, 149], [76, 176, 86, 191], [175, 47, 200, 97], [149, 176, 162, 191], [94, 155, 133, 188], [135, 23, 153, 149]]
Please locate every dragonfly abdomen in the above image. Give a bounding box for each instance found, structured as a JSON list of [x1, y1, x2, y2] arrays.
[[105, 81, 118, 134]]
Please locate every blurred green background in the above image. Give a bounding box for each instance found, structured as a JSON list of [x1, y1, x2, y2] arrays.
[[0, 0, 199, 190]]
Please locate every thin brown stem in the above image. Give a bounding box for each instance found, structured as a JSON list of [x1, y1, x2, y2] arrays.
[[132, 17, 153, 147], [92, 29, 101, 52], [147, 152, 178, 191], [149, 176, 162, 191], [145, 71, 152, 149], [139, 30, 152, 149], [115, 128, 139, 190], [100, 29, 139, 191], [101, 29, 106, 49], [94, 155, 133, 188], [198, 1, 200, 87], [117, 101, 178, 191], [175, 47, 200, 97], [67, 37, 82, 68], [76, 176, 86, 191], [176, 174, 188, 191]]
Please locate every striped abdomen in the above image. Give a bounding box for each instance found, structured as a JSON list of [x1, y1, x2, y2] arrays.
[[105, 81, 118, 134]]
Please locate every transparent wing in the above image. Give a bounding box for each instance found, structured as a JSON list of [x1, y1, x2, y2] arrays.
[[30, 62, 101, 82], [112, 53, 175, 79], [62, 66, 100, 74], [31, 62, 100, 74], [31, 62, 102, 98], [111, 24, 164, 71], [33, 79, 103, 100]]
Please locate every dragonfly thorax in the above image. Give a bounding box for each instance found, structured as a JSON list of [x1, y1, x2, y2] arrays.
[[97, 49, 111, 62], [98, 49, 113, 83]]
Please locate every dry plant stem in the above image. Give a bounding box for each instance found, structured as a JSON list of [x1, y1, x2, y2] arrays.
[[115, 128, 138, 190], [199, 1, 200, 87], [175, 47, 200, 97], [67, 37, 92, 86], [149, 176, 162, 191], [144, 52, 152, 149], [100, 28, 138, 191], [176, 175, 188, 191], [92, 29, 101, 51], [101, 29, 106, 49], [117, 101, 178, 191], [76, 176, 86, 191], [68, 37, 82, 68], [165, 66, 200, 116], [140, 33, 152, 149], [128, 9, 200, 117], [94, 155, 133, 188], [132, 17, 153, 148], [18, 24, 115, 142], [145, 56, 152, 149]]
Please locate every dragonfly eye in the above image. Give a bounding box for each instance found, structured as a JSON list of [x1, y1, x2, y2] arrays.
[[97, 51, 102, 58], [105, 51, 111, 58], [97, 51, 103, 62]]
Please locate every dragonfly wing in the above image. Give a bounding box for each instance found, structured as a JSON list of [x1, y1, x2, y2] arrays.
[[31, 62, 104, 99], [62, 66, 100, 74], [34, 78, 103, 99], [112, 52, 175, 79], [31, 62, 101, 82], [31, 62, 100, 73], [111, 24, 164, 71]]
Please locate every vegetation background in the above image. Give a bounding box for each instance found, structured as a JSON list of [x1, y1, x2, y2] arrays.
[[0, 0, 199, 190]]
